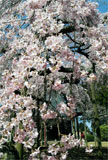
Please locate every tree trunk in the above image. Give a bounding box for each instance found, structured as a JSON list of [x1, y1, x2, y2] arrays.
[[43, 50, 47, 147], [71, 118, 76, 138], [44, 121, 47, 146], [90, 82, 102, 150]]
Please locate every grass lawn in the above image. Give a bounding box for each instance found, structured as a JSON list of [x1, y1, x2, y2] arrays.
[[48, 141, 108, 148], [88, 141, 108, 148]]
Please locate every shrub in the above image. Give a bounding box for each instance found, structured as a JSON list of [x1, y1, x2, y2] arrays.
[[100, 125, 108, 141], [86, 133, 94, 142]]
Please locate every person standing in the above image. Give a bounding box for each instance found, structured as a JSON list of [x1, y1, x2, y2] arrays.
[[80, 132, 85, 147]]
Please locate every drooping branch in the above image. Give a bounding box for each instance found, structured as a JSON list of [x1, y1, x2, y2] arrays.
[[39, 66, 73, 76], [66, 33, 82, 45], [60, 25, 76, 34], [75, 48, 89, 59], [66, 33, 90, 59], [0, 0, 22, 18]]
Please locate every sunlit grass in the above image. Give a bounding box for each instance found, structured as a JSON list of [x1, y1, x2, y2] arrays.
[[88, 141, 108, 148], [48, 141, 108, 148]]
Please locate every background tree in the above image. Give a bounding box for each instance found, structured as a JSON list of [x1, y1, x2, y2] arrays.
[[100, 125, 108, 141]]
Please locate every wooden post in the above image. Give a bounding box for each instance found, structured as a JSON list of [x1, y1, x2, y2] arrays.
[[71, 120, 73, 135], [36, 100, 41, 147], [76, 116, 80, 139], [71, 118, 76, 138], [57, 120, 61, 140], [84, 119, 87, 147], [41, 123, 44, 146]]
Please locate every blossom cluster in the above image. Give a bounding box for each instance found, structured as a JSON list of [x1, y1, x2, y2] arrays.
[[29, 134, 80, 160]]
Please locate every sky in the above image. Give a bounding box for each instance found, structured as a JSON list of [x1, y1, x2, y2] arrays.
[[89, 0, 108, 13]]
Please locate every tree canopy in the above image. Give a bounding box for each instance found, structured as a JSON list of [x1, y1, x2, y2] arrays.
[[0, 0, 108, 159]]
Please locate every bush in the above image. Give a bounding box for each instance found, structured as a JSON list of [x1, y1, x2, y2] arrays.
[[100, 125, 108, 141], [86, 133, 94, 142]]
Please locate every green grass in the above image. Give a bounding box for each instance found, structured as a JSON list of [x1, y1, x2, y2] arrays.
[[48, 141, 108, 148], [48, 140, 59, 145], [88, 141, 108, 148]]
